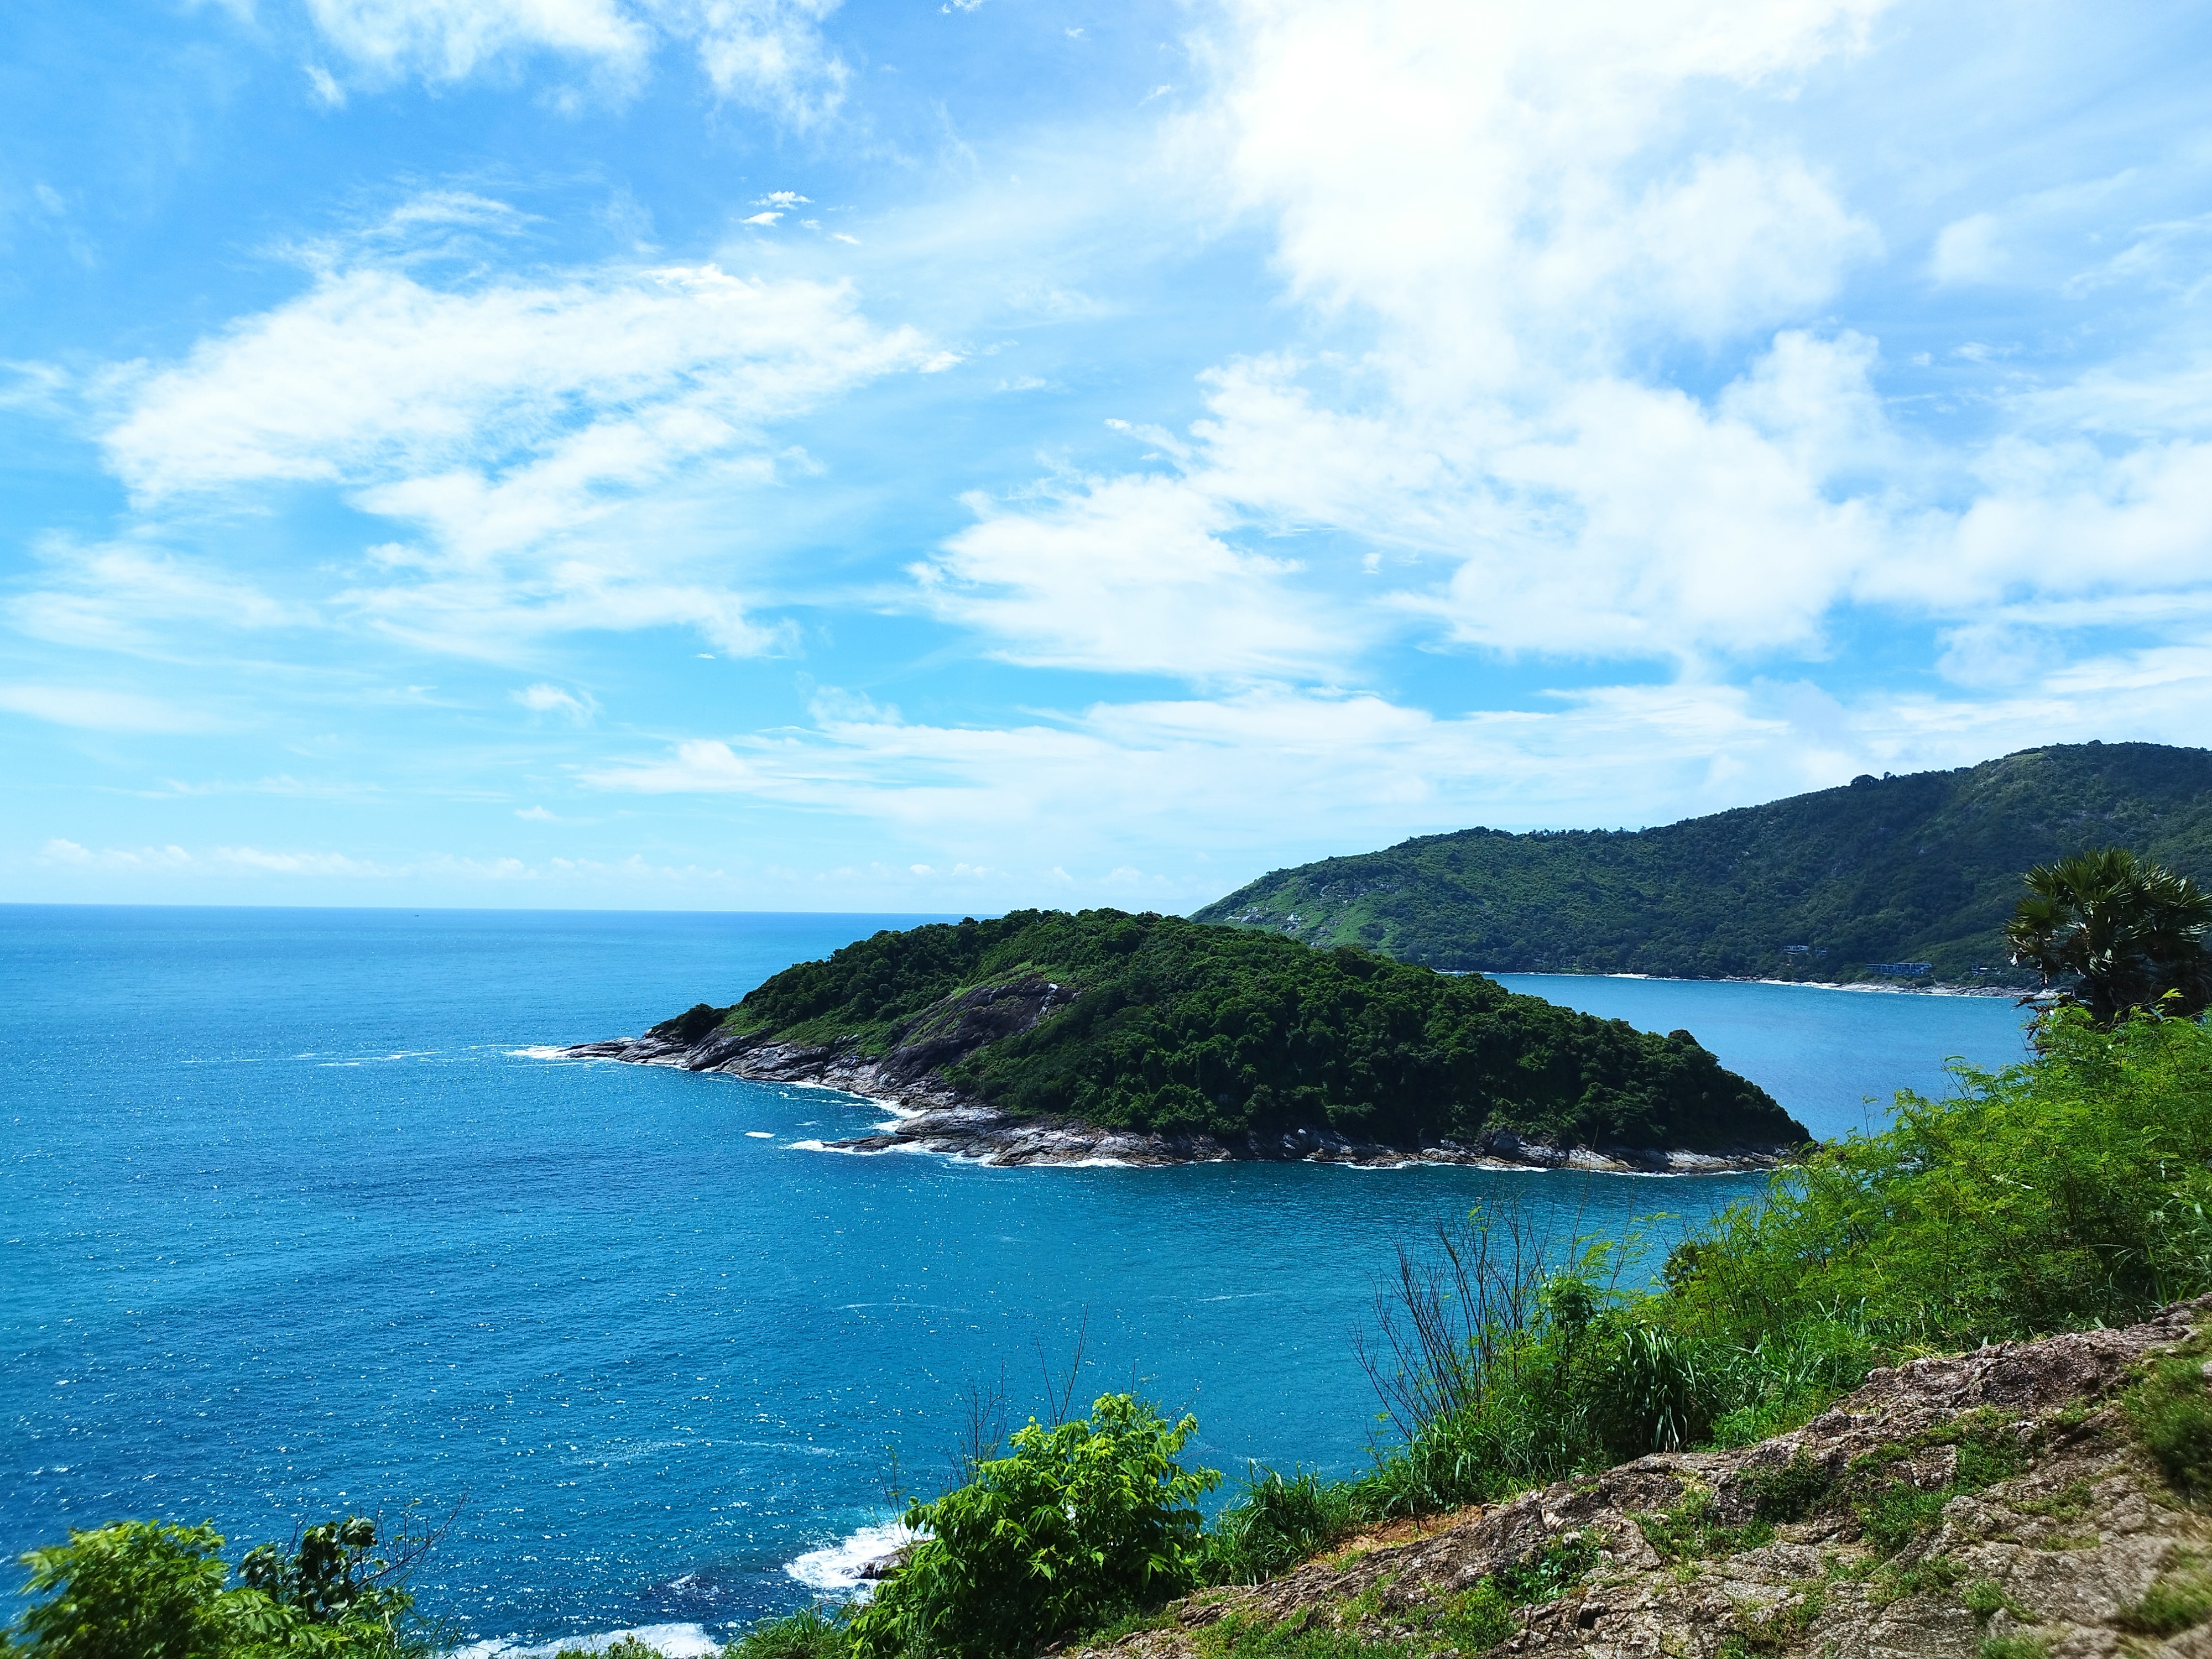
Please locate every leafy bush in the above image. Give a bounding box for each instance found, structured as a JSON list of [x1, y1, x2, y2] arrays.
[[1666, 1007, 2212, 1350], [12, 1521, 233, 1659], [849, 1394, 1219, 1659], [11, 1517, 422, 1659]]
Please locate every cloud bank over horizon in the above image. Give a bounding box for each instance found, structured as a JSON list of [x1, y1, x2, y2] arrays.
[[6, 0, 2212, 910]]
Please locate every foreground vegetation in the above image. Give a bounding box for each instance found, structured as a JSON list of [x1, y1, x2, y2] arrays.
[[1194, 740, 2212, 983], [727, 1002, 2212, 1659], [661, 907, 1802, 1152], [21, 1005, 2212, 1659]]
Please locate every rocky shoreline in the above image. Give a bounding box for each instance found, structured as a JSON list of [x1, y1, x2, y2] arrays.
[[560, 1026, 1803, 1174]]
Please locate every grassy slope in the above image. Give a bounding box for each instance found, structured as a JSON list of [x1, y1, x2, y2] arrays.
[[685, 909, 1804, 1151], [1191, 741, 2212, 984]]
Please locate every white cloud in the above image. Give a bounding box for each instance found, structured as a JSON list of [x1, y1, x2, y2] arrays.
[[303, 0, 653, 84], [106, 258, 920, 502], [573, 631, 2212, 894], [82, 228, 940, 658], [41, 838, 194, 868], [0, 685, 217, 733], [917, 471, 1348, 678], [9, 540, 314, 656], [298, 0, 850, 124], [668, 0, 849, 127], [304, 62, 348, 106], [889, 0, 2212, 692], [512, 682, 597, 719]]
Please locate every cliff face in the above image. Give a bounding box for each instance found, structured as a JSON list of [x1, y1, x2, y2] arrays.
[[1075, 1300, 2212, 1659]]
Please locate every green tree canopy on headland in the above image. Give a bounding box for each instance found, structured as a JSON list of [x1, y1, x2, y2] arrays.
[[2006, 847, 2212, 1025], [674, 907, 1804, 1154]]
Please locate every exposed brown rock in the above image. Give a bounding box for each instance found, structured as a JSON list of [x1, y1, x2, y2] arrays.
[[1068, 1299, 2212, 1659]]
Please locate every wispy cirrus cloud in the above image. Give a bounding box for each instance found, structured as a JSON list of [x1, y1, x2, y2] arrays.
[[0, 684, 220, 732]]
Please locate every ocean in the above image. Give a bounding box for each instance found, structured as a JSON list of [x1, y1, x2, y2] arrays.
[[0, 907, 2034, 1652]]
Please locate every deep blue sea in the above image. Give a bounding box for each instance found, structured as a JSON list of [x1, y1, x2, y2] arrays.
[[1, 908, 2034, 1654]]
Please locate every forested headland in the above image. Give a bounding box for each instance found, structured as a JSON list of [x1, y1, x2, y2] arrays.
[[617, 906, 1804, 1161], [1193, 741, 2212, 987]]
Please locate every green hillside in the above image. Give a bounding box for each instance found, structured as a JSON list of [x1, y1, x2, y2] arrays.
[[1192, 742, 2212, 986], [669, 908, 1804, 1152]]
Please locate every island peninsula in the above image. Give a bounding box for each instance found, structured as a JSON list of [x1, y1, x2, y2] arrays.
[[568, 908, 1808, 1170]]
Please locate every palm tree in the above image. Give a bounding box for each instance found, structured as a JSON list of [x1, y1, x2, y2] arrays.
[[2005, 848, 2212, 1025]]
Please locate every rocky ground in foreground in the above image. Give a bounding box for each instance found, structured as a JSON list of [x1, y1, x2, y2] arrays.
[[562, 1027, 1792, 1172], [1070, 1300, 2212, 1659]]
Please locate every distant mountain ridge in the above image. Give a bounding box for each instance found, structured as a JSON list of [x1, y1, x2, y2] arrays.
[[1192, 742, 2212, 987]]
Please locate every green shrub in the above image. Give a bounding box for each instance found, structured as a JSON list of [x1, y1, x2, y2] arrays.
[[1960, 1578, 2032, 1628], [2128, 1358, 2212, 1496], [2119, 1572, 2212, 1636], [1191, 1611, 1404, 1659], [1421, 1537, 1596, 1655], [1347, 1013, 2207, 1534], [1204, 1469, 1361, 1585], [1744, 1453, 1830, 1522], [850, 1394, 1219, 1659], [722, 1604, 851, 1659], [555, 1640, 667, 1659], [1632, 1489, 1770, 1564], [10, 1518, 421, 1659], [1666, 1009, 2212, 1352], [12, 1521, 234, 1659], [1592, 1324, 1709, 1454]]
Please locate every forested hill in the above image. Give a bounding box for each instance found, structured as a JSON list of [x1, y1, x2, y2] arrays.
[[652, 909, 1803, 1156], [1192, 742, 2212, 986]]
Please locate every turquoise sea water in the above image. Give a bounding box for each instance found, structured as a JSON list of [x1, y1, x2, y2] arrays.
[[1, 908, 2032, 1652]]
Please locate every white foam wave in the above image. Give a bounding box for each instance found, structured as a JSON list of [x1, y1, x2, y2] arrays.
[[784, 1520, 915, 1598], [509, 1045, 573, 1060], [452, 1622, 719, 1658], [744, 1131, 775, 1139]]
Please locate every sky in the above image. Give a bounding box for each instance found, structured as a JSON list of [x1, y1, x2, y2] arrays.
[[4, 0, 2211, 914]]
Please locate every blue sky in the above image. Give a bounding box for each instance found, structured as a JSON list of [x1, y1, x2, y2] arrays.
[[5, 0, 2211, 912]]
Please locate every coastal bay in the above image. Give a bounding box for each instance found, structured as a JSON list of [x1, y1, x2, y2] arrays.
[[2, 907, 2032, 1652]]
